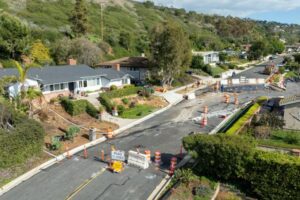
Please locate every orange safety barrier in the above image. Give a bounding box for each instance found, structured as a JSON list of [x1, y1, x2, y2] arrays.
[[201, 115, 208, 127], [144, 150, 151, 162], [169, 157, 177, 176], [106, 128, 113, 139], [101, 150, 105, 161], [154, 151, 161, 166], [83, 146, 88, 159], [66, 146, 72, 159], [203, 106, 208, 114]]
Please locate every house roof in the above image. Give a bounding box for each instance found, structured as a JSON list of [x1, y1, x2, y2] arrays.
[[97, 57, 150, 68], [0, 64, 129, 85], [192, 51, 219, 56]]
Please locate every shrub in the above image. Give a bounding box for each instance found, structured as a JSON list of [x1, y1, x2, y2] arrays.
[[102, 86, 143, 99], [0, 102, 45, 168], [226, 103, 260, 135], [183, 134, 300, 200], [85, 101, 99, 118], [284, 134, 300, 145], [129, 101, 137, 108], [122, 98, 129, 105], [110, 85, 118, 91], [253, 126, 271, 139], [99, 94, 113, 112], [65, 125, 80, 141], [50, 136, 61, 151], [214, 75, 221, 78], [117, 105, 125, 115], [60, 97, 98, 118]]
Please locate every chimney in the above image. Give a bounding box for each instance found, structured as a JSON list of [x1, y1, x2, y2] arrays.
[[113, 63, 120, 71], [68, 58, 77, 66]]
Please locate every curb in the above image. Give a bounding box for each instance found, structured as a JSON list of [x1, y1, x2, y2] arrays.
[[211, 183, 220, 200], [0, 91, 185, 197]]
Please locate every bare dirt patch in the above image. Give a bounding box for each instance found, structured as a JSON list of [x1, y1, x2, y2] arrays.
[[36, 104, 118, 154], [112, 95, 168, 108]]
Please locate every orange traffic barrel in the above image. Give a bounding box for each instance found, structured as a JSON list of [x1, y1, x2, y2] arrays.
[[144, 150, 151, 162], [154, 151, 161, 166]]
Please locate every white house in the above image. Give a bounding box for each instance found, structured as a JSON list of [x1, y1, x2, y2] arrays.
[[192, 51, 220, 65], [0, 64, 131, 101]]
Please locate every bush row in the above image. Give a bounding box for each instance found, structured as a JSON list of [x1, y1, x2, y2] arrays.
[[60, 97, 98, 118], [0, 102, 45, 168], [225, 103, 260, 135], [183, 134, 300, 200], [102, 86, 143, 99], [99, 94, 114, 112]]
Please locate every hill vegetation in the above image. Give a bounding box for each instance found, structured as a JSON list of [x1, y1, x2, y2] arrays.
[[0, 0, 299, 67]]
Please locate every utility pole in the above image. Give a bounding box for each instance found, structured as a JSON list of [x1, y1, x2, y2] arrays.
[[100, 2, 107, 41]]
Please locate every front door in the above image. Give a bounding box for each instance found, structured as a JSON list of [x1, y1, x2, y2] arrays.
[[68, 82, 75, 92]]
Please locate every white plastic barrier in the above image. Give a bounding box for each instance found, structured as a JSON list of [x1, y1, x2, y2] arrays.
[[128, 150, 149, 169]]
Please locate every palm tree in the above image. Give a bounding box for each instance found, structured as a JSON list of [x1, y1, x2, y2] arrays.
[[14, 61, 32, 99]]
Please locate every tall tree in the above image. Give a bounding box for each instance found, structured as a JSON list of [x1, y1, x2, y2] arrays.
[[0, 12, 30, 59], [150, 22, 192, 86], [30, 40, 52, 65], [70, 0, 88, 37]]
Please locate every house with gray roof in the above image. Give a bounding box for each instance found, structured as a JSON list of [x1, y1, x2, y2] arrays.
[[0, 64, 131, 100]]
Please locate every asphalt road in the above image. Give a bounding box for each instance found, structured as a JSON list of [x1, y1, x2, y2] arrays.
[[1, 81, 300, 200]]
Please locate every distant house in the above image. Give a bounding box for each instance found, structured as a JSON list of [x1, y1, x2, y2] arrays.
[[97, 56, 150, 81], [279, 95, 300, 130], [0, 63, 131, 101], [192, 51, 220, 65], [241, 44, 252, 52], [285, 44, 300, 53]]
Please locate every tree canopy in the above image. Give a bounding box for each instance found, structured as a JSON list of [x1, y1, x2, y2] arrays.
[[0, 12, 30, 59], [70, 0, 88, 36], [150, 22, 192, 86]]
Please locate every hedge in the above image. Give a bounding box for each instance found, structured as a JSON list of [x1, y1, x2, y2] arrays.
[[101, 86, 143, 99], [99, 94, 113, 112], [183, 134, 300, 200], [0, 102, 45, 168], [60, 97, 98, 118], [226, 103, 260, 135]]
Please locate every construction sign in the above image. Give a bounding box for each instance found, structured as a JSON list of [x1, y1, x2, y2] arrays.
[[128, 150, 149, 169], [111, 161, 124, 173], [111, 150, 126, 162]]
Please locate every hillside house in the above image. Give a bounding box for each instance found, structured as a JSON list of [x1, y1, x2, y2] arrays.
[[192, 51, 220, 65], [97, 56, 150, 81], [0, 64, 131, 101]]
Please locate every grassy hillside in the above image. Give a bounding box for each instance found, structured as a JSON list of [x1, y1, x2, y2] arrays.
[[0, 0, 299, 62]]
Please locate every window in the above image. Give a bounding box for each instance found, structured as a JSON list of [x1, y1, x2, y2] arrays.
[[54, 84, 60, 91], [79, 81, 83, 88], [50, 85, 54, 91], [129, 67, 138, 71], [83, 80, 87, 87], [122, 78, 128, 84], [97, 78, 100, 85], [60, 83, 65, 90]]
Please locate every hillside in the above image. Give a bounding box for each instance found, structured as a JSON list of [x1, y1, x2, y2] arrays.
[[0, 0, 300, 63]]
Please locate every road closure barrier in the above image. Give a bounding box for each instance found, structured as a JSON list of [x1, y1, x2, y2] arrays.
[[128, 150, 149, 169]]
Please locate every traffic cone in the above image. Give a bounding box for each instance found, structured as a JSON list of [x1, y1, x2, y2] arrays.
[[203, 106, 208, 114], [201, 115, 208, 127], [101, 150, 105, 162], [66, 146, 71, 159], [83, 146, 88, 159], [169, 157, 177, 176], [154, 151, 161, 167]]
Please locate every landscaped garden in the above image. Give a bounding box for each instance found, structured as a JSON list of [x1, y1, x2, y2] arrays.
[[99, 85, 168, 119], [166, 169, 218, 200]]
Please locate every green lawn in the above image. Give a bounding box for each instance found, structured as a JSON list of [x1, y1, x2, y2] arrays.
[[258, 130, 300, 149], [120, 105, 156, 119], [211, 66, 225, 76]]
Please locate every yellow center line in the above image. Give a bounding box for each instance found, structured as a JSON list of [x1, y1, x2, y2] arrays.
[[65, 168, 106, 200]]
